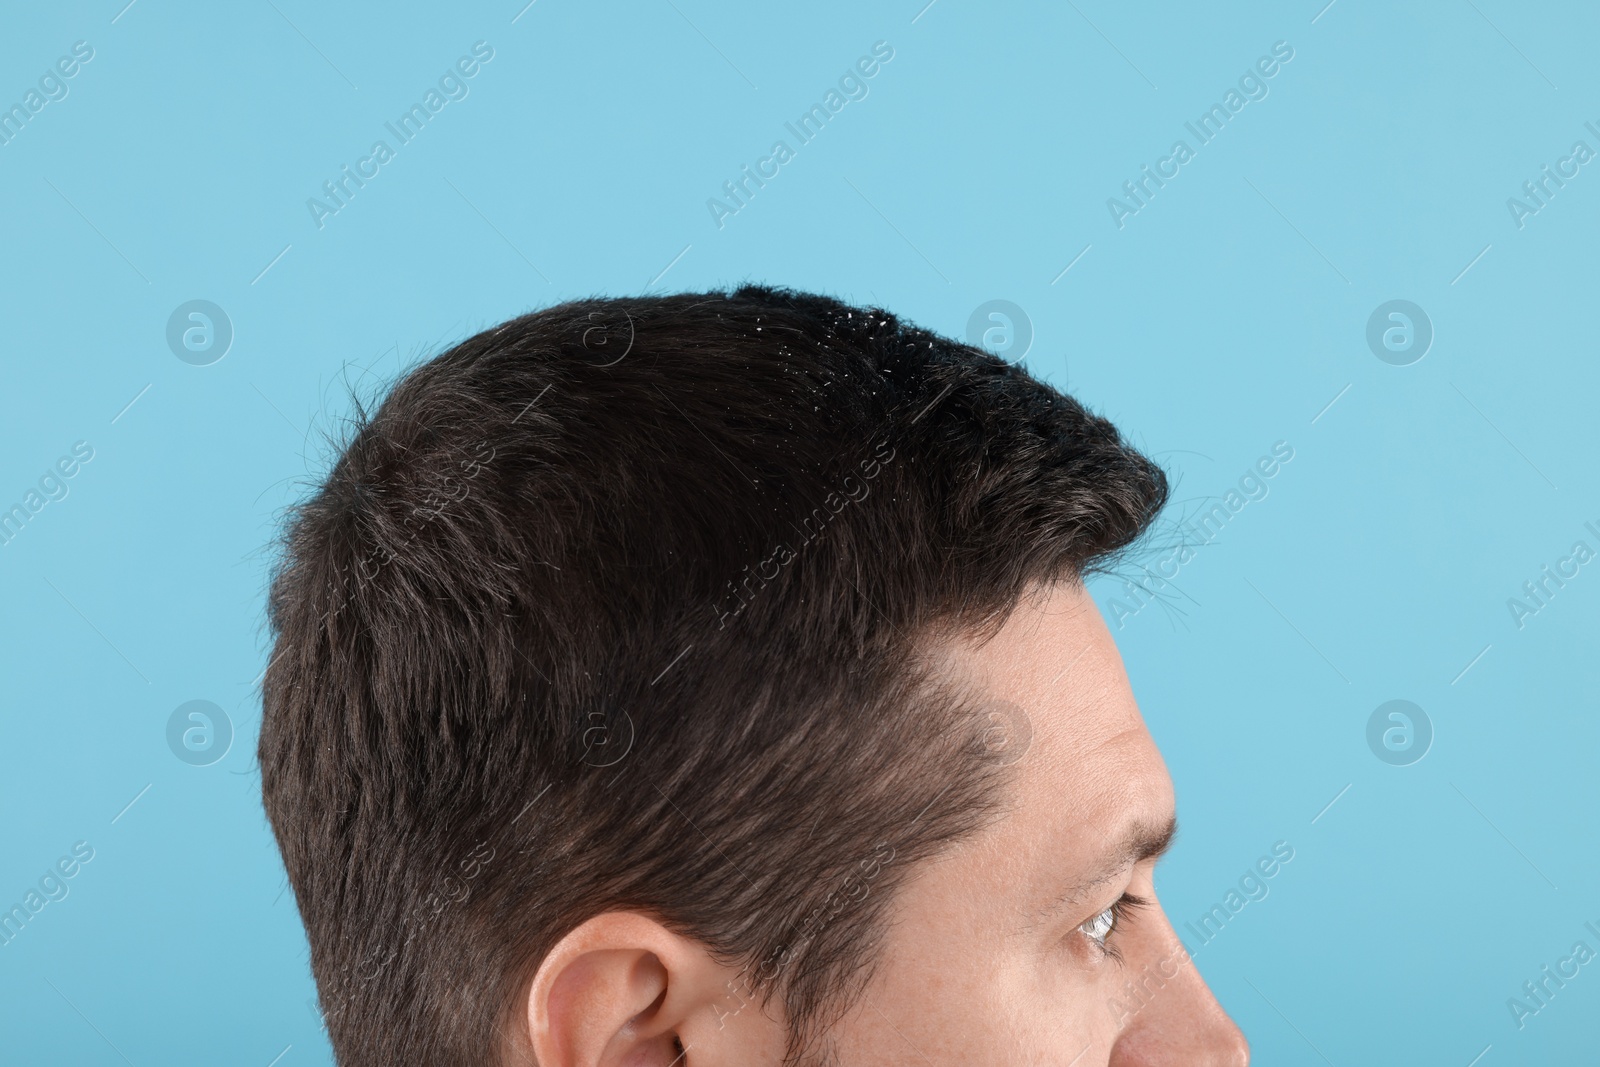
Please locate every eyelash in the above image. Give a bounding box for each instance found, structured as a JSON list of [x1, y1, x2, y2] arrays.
[[1078, 892, 1149, 963]]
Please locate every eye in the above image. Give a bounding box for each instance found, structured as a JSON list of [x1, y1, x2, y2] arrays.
[[1080, 905, 1117, 945], [1077, 893, 1148, 961]]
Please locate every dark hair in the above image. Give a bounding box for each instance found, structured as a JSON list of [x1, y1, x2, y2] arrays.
[[258, 285, 1168, 1066]]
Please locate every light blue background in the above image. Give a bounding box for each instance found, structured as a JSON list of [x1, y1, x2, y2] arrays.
[[2, 1, 1596, 1063]]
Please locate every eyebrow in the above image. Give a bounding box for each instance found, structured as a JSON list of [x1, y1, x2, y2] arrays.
[[1028, 813, 1179, 933]]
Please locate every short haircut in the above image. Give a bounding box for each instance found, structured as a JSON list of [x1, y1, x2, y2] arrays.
[[258, 285, 1168, 1066]]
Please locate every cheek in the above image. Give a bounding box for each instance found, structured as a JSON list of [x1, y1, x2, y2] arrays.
[[1022, 953, 1126, 1066], [814, 885, 992, 1063], [849, 898, 1131, 1065], [835, 953, 1118, 1067]]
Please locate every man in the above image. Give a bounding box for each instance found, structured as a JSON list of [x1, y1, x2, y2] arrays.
[[259, 285, 1249, 1065]]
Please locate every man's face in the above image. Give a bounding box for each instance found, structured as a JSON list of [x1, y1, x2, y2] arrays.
[[519, 579, 1249, 1066], [821, 580, 1249, 1065]]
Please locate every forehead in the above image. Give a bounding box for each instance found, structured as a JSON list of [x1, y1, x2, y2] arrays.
[[926, 580, 1174, 915], [817, 584, 1177, 1061]]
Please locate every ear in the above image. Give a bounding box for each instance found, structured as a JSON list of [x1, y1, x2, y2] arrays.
[[526, 910, 785, 1067]]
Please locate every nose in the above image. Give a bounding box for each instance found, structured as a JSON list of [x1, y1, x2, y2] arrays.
[[1108, 935, 1250, 1066]]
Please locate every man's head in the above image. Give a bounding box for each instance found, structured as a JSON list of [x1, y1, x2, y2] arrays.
[[259, 285, 1247, 1065]]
